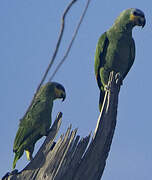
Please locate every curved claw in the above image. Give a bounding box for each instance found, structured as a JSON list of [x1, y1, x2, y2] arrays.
[[115, 73, 123, 86], [104, 85, 110, 91]]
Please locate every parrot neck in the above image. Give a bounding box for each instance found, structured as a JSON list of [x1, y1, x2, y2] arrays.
[[42, 94, 54, 108], [111, 12, 135, 34], [108, 22, 133, 38], [48, 96, 55, 103], [47, 96, 54, 112]]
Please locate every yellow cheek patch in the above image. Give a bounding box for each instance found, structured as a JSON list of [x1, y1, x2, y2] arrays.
[[130, 14, 140, 23], [130, 14, 138, 22]]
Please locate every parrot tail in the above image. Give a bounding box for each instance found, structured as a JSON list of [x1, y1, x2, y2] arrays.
[[12, 153, 19, 170], [12, 150, 24, 170], [99, 90, 105, 112]]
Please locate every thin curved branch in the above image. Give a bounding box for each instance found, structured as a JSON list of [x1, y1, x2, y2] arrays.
[[3, 72, 121, 180], [22, 0, 78, 120], [49, 0, 92, 81]]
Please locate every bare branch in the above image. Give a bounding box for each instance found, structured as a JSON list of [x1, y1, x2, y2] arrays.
[[49, 0, 92, 81], [22, 0, 78, 120], [3, 72, 121, 180]]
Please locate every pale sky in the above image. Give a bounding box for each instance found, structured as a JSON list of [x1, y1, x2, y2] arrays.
[[0, 0, 151, 179]]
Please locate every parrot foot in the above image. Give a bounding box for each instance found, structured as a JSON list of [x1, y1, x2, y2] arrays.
[[104, 84, 111, 92], [115, 73, 123, 86], [25, 150, 33, 161]]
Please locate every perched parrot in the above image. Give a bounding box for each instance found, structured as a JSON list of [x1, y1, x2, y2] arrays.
[[13, 82, 66, 169], [94, 8, 146, 111]]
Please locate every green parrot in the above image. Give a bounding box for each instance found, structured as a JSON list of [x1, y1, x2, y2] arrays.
[[94, 8, 146, 111], [13, 82, 66, 169]]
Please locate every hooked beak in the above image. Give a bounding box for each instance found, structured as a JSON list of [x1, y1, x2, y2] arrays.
[[137, 16, 146, 28], [141, 18, 146, 28], [61, 93, 66, 102], [130, 13, 146, 28]]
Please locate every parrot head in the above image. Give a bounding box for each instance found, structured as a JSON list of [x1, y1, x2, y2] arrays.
[[38, 82, 66, 101], [51, 82, 66, 101], [114, 8, 146, 29], [130, 8, 146, 28]]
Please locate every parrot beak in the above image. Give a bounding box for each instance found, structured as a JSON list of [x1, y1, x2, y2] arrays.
[[61, 92, 66, 102], [130, 9, 146, 28], [141, 18, 146, 28], [137, 16, 146, 28], [134, 16, 146, 28], [54, 83, 66, 101]]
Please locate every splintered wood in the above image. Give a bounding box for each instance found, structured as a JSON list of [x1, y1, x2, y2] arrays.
[[3, 72, 121, 180]]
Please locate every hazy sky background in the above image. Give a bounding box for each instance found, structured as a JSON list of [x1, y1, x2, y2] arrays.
[[0, 0, 151, 179]]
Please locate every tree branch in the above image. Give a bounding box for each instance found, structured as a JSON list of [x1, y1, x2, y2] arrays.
[[2, 72, 121, 180], [22, 0, 78, 120], [49, 0, 92, 81]]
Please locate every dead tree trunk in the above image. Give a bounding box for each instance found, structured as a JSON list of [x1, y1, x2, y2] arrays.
[[2, 71, 121, 180]]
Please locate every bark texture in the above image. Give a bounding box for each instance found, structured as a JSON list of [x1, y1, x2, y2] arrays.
[[2, 71, 121, 180]]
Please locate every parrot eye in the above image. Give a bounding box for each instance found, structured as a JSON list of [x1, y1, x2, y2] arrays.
[[133, 11, 138, 16], [133, 10, 145, 18]]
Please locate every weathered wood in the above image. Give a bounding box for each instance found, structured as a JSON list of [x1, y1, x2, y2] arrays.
[[73, 72, 120, 180], [2, 71, 121, 180]]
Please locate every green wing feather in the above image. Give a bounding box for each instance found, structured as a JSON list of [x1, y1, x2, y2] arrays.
[[12, 82, 66, 169], [94, 32, 109, 90], [94, 32, 109, 110], [13, 92, 53, 153], [123, 38, 135, 79]]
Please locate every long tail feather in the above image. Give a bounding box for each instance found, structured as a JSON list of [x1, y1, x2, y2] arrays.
[[12, 153, 19, 170], [12, 149, 24, 170]]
